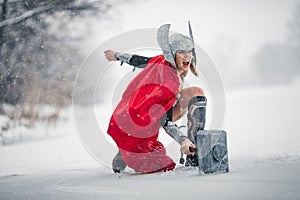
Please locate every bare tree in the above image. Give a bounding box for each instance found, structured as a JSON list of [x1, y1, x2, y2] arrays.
[[0, 0, 113, 110], [287, 4, 300, 47], [254, 4, 300, 85]]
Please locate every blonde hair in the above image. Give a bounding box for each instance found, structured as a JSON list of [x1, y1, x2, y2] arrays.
[[190, 64, 198, 77]]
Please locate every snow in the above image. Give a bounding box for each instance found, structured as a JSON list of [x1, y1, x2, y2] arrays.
[[1, 83, 300, 199]]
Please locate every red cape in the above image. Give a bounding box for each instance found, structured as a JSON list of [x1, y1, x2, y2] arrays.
[[107, 55, 180, 173]]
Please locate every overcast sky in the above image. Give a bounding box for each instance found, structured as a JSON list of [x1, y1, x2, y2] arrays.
[[80, 0, 300, 87], [88, 1, 297, 50]]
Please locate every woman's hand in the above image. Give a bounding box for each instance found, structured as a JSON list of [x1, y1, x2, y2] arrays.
[[180, 138, 196, 155], [104, 50, 117, 61]]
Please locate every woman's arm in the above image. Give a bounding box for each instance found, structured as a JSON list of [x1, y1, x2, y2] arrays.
[[104, 50, 151, 69]]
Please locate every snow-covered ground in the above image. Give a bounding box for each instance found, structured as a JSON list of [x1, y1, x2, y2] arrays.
[[1, 83, 300, 199]]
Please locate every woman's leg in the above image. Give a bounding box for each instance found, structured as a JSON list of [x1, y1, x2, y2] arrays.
[[172, 87, 206, 167], [120, 139, 176, 173], [172, 86, 204, 121]]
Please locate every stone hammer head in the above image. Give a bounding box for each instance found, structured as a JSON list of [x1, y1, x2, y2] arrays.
[[196, 130, 229, 174]]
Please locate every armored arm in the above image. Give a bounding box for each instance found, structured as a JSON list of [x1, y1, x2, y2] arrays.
[[160, 108, 187, 145], [115, 52, 151, 70]]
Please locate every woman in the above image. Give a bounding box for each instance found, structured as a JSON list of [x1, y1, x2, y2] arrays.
[[104, 23, 207, 173]]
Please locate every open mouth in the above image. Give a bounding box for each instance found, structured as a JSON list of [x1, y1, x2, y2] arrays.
[[183, 61, 190, 66]]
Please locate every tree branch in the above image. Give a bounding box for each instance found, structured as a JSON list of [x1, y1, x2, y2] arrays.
[[0, 3, 95, 29], [0, 0, 24, 6]]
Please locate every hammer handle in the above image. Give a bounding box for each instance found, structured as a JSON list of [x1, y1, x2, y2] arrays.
[[189, 146, 198, 153]]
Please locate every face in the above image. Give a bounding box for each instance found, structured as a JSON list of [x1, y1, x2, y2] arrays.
[[175, 50, 193, 74]]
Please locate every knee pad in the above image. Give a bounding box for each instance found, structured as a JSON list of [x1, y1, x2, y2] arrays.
[[187, 96, 207, 143]]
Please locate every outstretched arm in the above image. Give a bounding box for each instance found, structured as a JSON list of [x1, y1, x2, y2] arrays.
[[104, 50, 151, 69]]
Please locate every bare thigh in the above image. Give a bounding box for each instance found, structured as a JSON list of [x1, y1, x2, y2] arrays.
[[172, 87, 204, 121]]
